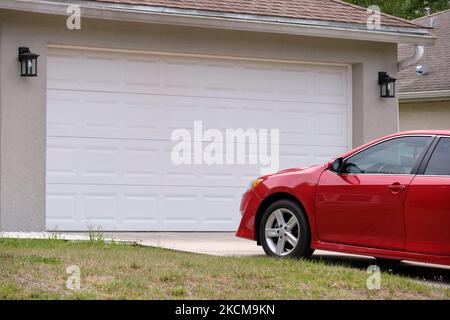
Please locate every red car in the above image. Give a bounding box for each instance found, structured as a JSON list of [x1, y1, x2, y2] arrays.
[[236, 130, 450, 266]]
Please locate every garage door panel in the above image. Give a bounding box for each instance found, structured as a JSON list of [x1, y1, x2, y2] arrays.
[[46, 191, 77, 225], [279, 145, 348, 169], [122, 194, 158, 224], [48, 90, 347, 147], [47, 52, 82, 88], [47, 184, 162, 231], [123, 57, 162, 89], [47, 91, 83, 130], [48, 49, 347, 104], [83, 56, 121, 88], [47, 137, 162, 185], [204, 63, 239, 92], [47, 137, 270, 187], [47, 136, 345, 188], [276, 68, 310, 96], [46, 143, 79, 177], [47, 90, 164, 140], [200, 194, 237, 223], [46, 184, 241, 231], [83, 193, 119, 222], [313, 70, 347, 97], [315, 112, 345, 136], [46, 47, 351, 231]]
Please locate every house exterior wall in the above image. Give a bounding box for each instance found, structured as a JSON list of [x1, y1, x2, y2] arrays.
[[0, 10, 399, 231], [400, 100, 450, 131]]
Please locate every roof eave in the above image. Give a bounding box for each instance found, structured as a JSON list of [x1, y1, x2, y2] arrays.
[[399, 90, 450, 102], [0, 0, 436, 45]]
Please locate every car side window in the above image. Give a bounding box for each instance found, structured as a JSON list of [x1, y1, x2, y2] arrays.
[[343, 136, 432, 175], [425, 138, 450, 176]]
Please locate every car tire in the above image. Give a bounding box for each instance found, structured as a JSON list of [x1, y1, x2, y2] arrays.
[[260, 199, 314, 259]]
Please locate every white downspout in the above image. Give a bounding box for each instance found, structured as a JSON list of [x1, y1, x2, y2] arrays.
[[396, 44, 425, 132], [398, 44, 425, 71]]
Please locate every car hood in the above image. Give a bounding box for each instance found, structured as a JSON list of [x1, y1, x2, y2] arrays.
[[260, 164, 322, 179]]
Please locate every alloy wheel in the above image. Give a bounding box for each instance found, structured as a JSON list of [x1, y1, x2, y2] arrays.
[[264, 208, 300, 256]]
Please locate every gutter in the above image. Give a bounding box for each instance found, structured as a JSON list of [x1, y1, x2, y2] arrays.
[[398, 90, 450, 102], [0, 0, 436, 45]]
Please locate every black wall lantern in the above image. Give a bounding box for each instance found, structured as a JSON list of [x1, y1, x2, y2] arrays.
[[378, 72, 396, 98], [18, 47, 39, 77]]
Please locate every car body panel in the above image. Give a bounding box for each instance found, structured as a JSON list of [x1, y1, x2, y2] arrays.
[[405, 176, 450, 256], [236, 130, 450, 266], [315, 170, 413, 250], [314, 240, 450, 266], [236, 189, 261, 240]]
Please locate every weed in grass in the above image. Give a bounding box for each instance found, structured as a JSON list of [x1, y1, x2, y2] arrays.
[[27, 290, 62, 300], [0, 253, 15, 260], [234, 269, 264, 281], [146, 286, 167, 299], [262, 282, 275, 290], [21, 255, 62, 265], [47, 233, 63, 241], [160, 271, 185, 283], [130, 262, 140, 270], [69, 291, 98, 300], [121, 279, 142, 290], [170, 286, 187, 297], [0, 283, 19, 299], [180, 260, 195, 268], [106, 278, 143, 291], [87, 224, 105, 244]]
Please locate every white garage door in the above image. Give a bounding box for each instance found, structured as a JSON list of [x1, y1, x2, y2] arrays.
[[46, 46, 351, 231]]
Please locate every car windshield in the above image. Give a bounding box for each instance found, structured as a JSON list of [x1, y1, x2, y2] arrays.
[[344, 136, 431, 174]]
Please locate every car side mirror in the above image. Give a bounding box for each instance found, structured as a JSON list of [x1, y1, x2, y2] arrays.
[[331, 158, 345, 174]]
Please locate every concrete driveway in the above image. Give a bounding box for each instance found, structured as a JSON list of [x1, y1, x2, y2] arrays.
[[97, 232, 265, 256]]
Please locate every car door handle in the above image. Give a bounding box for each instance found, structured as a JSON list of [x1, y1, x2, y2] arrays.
[[387, 183, 406, 194]]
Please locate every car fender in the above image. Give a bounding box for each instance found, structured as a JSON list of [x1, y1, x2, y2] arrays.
[[253, 165, 326, 245]]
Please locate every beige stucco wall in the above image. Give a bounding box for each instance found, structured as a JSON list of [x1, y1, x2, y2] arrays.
[[400, 100, 450, 131], [0, 9, 399, 231]]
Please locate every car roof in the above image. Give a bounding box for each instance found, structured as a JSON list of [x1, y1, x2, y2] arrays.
[[339, 130, 450, 159], [394, 130, 450, 136]]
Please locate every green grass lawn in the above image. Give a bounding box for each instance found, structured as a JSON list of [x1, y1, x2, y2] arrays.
[[0, 238, 448, 300]]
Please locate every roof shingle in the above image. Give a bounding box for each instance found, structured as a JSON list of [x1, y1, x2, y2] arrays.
[[96, 0, 424, 28], [399, 9, 450, 93]]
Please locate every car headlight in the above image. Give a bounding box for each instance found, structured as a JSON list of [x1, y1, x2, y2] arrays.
[[248, 178, 263, 189]]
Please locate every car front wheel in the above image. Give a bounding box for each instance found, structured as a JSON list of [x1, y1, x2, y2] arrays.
[[260, 199, 314, 258]]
